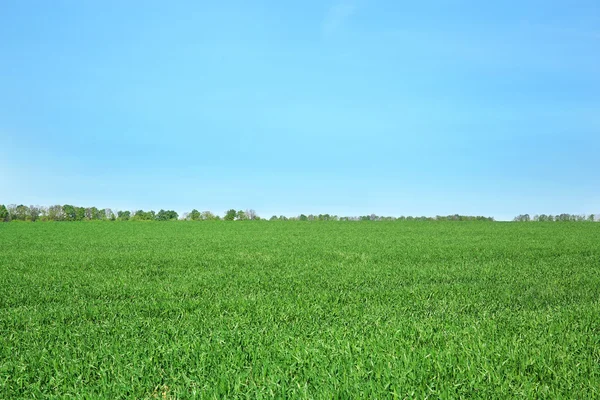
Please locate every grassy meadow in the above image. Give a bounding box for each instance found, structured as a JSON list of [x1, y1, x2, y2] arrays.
[[1, 221, 599, 398]]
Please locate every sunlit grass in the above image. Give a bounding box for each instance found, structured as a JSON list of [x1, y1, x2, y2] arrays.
[[1, 221, 599, 398]]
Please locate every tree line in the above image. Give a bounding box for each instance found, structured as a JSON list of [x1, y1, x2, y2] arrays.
[[0, 204, 496, 222], [3, 205, 598, 223], [268, 214, 494, 222], [513, 214, 598, 222], [0, 204, 183, 222]]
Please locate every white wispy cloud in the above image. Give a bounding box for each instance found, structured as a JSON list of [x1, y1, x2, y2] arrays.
[[322, 1, 356, 37]]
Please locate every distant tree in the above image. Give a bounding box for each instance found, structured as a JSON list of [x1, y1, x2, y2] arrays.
[[6, 205, 16, 220], [513, 214, 530, 222], [156, 209, 178, 221], [47, 205, 64, 221], [236, 210, 247, 220], [224, 209, 236, 221], [117, 210, 131, 221], [0, 205, 8, 222], [29, 205, 40, 222], [104, 208, 115, 221], [325, 214, 339, 221], [132, 210, 156, 220], [38, 206, 49, 221], [269, 215, 278, 221], [62, 205, 76, 221], [246, 209, 257, 220], [299, 214, 308, 221], [13, 205, 29, 221], [91, 207, 101, 220], [201, 211, 216, 220], [189, 209, 201, 221]]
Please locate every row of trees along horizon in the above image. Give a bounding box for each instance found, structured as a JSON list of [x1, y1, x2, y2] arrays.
[[513, 213, 598, 222], [0, 204, 494, 222], [0, 204, 597, 222]]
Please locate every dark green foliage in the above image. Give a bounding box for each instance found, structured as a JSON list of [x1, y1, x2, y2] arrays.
[[75, 207, 85, 221], [156, 209, 178, 221], [1, 222, 599, 398], [117, 210, 131, 221], [132, 210, 155, 221], [189, 209, 201, 221], [62, 205, 76, 221], [317, 214, 337, 221], [224, 209, 236, 221], [0, 204, 8, 222]]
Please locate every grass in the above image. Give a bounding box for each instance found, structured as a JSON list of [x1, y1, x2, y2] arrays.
[[1, 221, 599, 398]]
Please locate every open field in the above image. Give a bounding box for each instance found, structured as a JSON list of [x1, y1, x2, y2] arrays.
[[1, 221, 599, 398]]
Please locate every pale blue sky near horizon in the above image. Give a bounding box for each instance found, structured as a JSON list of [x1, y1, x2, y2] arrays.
[[1, 0, 598, 220]]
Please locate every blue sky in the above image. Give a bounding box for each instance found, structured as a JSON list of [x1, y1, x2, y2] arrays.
[[1, 0, 598, 220]]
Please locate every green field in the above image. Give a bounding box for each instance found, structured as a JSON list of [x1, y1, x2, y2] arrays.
[[1, 222, 599, 398]]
